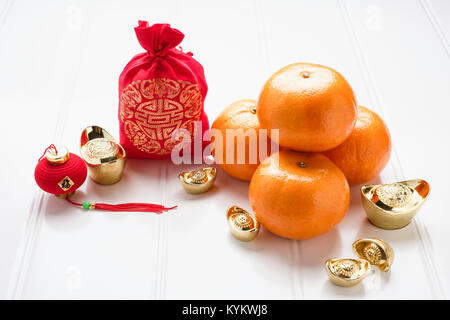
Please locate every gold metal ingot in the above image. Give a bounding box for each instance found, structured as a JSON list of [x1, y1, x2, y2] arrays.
[[227, 206, 260, 242], [361, 179, 430, 230], [80, 126, 126, 185], [325, 258, 369, 287], [178, 167, 217, 194], [353, 238, 394, 272]]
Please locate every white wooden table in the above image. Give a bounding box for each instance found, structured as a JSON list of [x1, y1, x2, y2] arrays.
[[0, 0, 449, 299]]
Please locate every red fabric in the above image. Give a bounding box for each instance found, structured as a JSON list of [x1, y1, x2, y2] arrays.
[[118, 21, 209, 159], [34, 153, 87, 195]]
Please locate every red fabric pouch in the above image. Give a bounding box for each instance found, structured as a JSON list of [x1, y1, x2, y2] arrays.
[[118, 21, 209, 159]]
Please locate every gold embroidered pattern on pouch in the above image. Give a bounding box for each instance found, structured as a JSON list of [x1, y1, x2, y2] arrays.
[[121, 78, 203, 155]]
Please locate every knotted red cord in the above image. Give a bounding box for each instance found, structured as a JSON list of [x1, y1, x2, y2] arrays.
[[38, 144, 57, 162], [66, 197, 177, 214]]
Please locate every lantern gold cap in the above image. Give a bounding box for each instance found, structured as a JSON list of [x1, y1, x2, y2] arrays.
[[227, 206, 260, 242], [80, 126, 126, 185], [325, 258, 369, 287], [46, 145, 70, 165], [361, 179, 430, 229], [54, 191, 75, 199], [178, 167, 217, 194], [353, 238, 394, 272]]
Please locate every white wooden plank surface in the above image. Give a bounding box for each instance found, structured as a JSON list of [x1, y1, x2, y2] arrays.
[[0, 0, 449, 299]]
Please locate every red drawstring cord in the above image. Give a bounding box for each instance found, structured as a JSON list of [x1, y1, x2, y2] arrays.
[[66, 197, 177, 214]]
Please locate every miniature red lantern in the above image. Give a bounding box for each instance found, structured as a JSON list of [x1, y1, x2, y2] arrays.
[[34, 145, 87, 197]]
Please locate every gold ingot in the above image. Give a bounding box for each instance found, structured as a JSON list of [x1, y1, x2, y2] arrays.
[[227, 206, 260, 241], [325, 258, 369, 287], [80, 126, 126, 185], [353, 238, 394, 272], [361, 179, 430, 230], [178, 167, 217, 194]]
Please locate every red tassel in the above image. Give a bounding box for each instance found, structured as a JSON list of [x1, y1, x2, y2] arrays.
[[66, 197, 176, 214]]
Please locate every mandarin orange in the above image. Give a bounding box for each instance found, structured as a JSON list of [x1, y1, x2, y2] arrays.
[[257, 63, 357, 152], [249, 150, 350, 240], [211, 99, 275, 181], [323, 105, 391, 185]]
